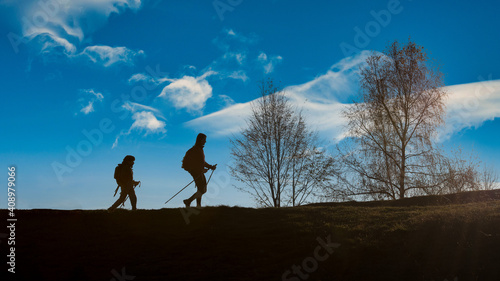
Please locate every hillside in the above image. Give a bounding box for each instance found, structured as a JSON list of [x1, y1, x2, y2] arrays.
[[2, 190, 500, 281]]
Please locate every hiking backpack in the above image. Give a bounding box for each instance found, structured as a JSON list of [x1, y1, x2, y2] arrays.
[[181, 148, 194, 172], [114, 164, 124, 183]]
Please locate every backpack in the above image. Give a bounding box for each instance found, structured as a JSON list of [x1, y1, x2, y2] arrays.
[[181, 148, 194, 172], [114, 164, 124, 183]]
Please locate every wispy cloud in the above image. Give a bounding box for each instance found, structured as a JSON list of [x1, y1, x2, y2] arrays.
[[112, 101, 166, 148], [439, 80, 500, 141], [208, 29, 268, 83], [80, 101, 95, 114], [212, 29, 258, 52], [123, 101, 164, 117], [218, 94, 236, 107], [78, 89, 104, 115], [14, 0, 143, 67], [81, 46, 144, 67], [128, 72, 171, 86], [257, 52, 283, 74], [228, 70, 249, 82]]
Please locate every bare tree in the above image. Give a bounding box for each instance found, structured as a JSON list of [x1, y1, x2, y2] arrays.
[[477, 164, 500, 190], [338, 39, 448, 200], [288, 138, 336, 206], [426, 147, 479, 195], [230, 79, 335, 207], [429, 149, 500, 194]]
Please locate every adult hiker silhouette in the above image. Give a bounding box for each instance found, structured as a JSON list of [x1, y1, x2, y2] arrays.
[[182, 133, 216, 208], [108, 155, 141, 212]]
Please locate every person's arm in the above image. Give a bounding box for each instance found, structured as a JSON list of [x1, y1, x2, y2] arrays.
[[204, 162, 216, 170]]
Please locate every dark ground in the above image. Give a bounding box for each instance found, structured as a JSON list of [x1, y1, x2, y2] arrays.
[[2, 189, 500, 281]]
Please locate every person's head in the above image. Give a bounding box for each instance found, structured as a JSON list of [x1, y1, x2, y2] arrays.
[[195, 133, 207, 146], [123, 155, 135, 166]]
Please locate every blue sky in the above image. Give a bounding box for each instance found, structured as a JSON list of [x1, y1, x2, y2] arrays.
[[1, 0, 499, 209]]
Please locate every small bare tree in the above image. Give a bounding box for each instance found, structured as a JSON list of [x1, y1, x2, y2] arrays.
[[477, 165, 500, 190], [338, 39, 448, 200], [427, 147, 479, 195], [428, 148, 500, 194], [230, 79, 335, 207]]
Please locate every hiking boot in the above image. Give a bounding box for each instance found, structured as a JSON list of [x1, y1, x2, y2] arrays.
[[183, 199, 191, 208]]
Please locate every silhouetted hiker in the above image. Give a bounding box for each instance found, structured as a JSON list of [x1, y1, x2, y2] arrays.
[[182, 133, 216, 208], [108, 155, 141, 212]]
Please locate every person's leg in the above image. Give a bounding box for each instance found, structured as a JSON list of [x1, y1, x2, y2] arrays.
[[108, 191, 127, 211], [129, 188, 137, 211], [195, 174, 207, 207], [184, 173, 198, 207], [184, 172, 206, 207]]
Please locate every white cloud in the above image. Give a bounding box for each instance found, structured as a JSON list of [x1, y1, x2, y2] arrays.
[[130, 111, 166, 134], [128, 73, 149, 84], [439, 80, 500, 141], [37, 32, 77, 55], [84, 89, 104, 100], [223, 52, 246, 65], [187, 51, 371, 140], [186, 103, 253, 136], [78, 89, 104, 115], [123, 101, 163, 117], [81, 45, 144, 67], [16, 0, 143, 66], [80, 101, 95, 114], [22, 0, 142, 41], [257, 52, 283, 74], [113, 101, 166, 148], [218, 94, 236, 107], [186, 52, 500, 144], [213, 29, 258, 51], [128, 72, 172, 86], [228, 70, 249, 82], [158, 71, 216, 114]]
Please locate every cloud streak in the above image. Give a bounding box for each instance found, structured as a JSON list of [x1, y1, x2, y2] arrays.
[[439, 80, 500, 141], [257, 52, 283, 74], [78, 89, 104, 115], [186, 52, 500, 143], [81, 46, 144, 67]]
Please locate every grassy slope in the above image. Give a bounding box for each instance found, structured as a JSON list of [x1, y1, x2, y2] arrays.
[[2, 190, 500, 281]]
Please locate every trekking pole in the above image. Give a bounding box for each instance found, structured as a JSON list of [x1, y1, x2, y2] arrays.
[[164, 166, 216, 205], [206, 164, 217, 186], [164, 174, 202, 204]]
